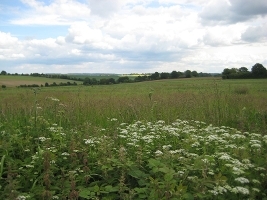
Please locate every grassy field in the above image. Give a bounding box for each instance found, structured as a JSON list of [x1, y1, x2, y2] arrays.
[[0, 75, 82, 87], [0, 77, 267, 199]]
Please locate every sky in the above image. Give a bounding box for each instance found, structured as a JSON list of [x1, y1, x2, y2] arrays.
[[0, 0, 267, 74]]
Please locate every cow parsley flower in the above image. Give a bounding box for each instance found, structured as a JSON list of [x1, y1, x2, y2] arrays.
[[235, 177, 250, 184], [155, 150, 163, 156], [232, 186, 249, 195]]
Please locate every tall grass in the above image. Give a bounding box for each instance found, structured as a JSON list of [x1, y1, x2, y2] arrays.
[[1, 78, 266, 133], [0, 78, 267, 199]]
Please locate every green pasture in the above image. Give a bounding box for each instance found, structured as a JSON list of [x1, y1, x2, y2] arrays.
[[0, 77, 267, 199], [68, 74, 139, 80], [0, 75, 82, 87]]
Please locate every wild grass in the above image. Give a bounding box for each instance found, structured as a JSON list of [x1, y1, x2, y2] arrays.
[[0, 75, 82, 87], [0, 77, 267, 199]]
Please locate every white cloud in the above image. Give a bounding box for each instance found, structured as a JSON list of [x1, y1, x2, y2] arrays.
[[1, 0, 267, 74], [241, 23, 267, 42], [200, 0, 267, 25], [65, 22, 103, 44], [88, 0, 125, 17], [12, 0, 91, 25], [0, 31, 19, 47]]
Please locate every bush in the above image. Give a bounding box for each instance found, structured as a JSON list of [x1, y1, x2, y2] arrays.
[[234, 86, 249, 94], [1, 85, 6, 88]]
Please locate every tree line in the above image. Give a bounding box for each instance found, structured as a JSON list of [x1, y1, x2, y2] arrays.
[[222, 63, 267, 79], [1, 69, 214, 87], [83, 70, 213, 85]]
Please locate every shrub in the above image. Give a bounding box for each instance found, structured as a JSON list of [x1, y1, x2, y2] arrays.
[[234, 86, 249, 94]]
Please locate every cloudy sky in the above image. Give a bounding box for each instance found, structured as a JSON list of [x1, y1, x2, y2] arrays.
[[0, 0, 267, 74]]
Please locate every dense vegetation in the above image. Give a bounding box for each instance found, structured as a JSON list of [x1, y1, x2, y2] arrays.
[[222, 63, 267, 79], [0, 78, 267, 199], [1, 70, 214, 88]]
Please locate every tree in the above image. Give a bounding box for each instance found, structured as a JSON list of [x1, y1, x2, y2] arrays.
[[117, 76, 130, 83], [1, 70, 7, 75], [108, 78, 116, 84], [184, 70, 192, 78], [191, 71, 198, 77], [222, 68, 239, 79], [160, 72, 170, 79], [150, 72, 160, 80], [239, 67, 248, 73], [170, 71, 179, 79], [83, 77, 92, 85], [251, 63, 267, 78]]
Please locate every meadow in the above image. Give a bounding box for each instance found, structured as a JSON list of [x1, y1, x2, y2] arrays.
[[0, 77, 267, 199], [0, 75, 82, 87]]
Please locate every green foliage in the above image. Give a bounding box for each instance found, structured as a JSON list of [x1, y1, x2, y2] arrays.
[[251, 63, 267, 78], [1, 85, 6, 89], [222, 63, 267, 79], [0, 78, 267, 199], [233, 86, 249, 95], [184, 70, 192, 78], [1, 70, 7, 75]]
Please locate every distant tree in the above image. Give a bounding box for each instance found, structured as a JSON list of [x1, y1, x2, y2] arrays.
[[2, 85, 6, 88], [184, 70, 192, 78], [160, 72, 170, 79], [91, 78, 98, 85], [108, 78, 116, 84], [117, 76, 130, 83], [239, 67, 248, 73], [1, 70, 7, 75], [251, 63, 267, 78], [45, 82, 49, 87], [150, 72, 160, 80], [170, 71, 179, 79], [100, 78, 108, 85], [191, 71, 198, 77], [83, 77, 92, 85], [222, 68, 239, 79]]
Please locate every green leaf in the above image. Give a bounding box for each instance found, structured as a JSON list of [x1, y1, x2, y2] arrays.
[[203, 182, 214, 189], [134, 187, 147, 194], [148, 158, 162, 168], [176, 183, 187, 193], [128, 167, 147, 179], [93, 185, 100, 192], [104, 185, 118, 192], [0, 155, 5, 178], [183, 193, 194, 200], [79, 189, 92, 199], [164, 173, 173, 182]]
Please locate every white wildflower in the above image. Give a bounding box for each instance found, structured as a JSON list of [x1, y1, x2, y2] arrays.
[[235, 177, 250, 184], [162, 145, 172, 150], [218, 153, 231, 161], [252, 179, 260, 184], [251, 143, 261, 148], [16, 195, 30, 200], [110, 118, 118, 121], [232, 167, 245, 175], [232, 186, 249, 195], [252, 188, 260, 193], [155, 150, 163, 156]]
